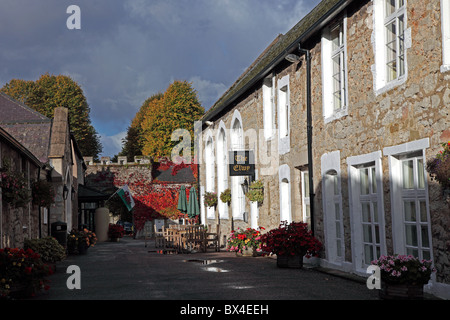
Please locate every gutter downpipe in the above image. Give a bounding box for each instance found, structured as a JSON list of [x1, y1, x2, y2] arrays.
[[298, 45, 315, 236]]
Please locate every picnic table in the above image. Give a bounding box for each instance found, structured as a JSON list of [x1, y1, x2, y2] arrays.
[[162, 224, 220, 254]]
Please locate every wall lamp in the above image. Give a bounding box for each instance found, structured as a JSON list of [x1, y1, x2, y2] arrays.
[[241, 178, 249, 195], [63, 185, 69, 200]]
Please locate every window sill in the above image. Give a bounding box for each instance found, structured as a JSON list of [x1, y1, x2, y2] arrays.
[[374, 75, 407, 97], [323, 108, 348, 124], [441, 64, 450, 73]]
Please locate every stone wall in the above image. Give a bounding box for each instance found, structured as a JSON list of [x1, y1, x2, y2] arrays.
[[0, 140, 42, 248], [199, 0, 450, 291]]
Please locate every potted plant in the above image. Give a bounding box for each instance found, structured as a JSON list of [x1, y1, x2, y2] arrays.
[[203, 191, 218, 208], [83, 228, 97, 247], [246, 180, 264, 203], [371, 254, 436, 300], [220, 188, 231, 205], [0, 247, 51, 299], [0, 161, 31, 209], [427, 141, 450, 195], [24, 237, 66, 272], [108, 223, 124, 242], [260, 221, 322, 268], [31, 179, 55, 208], [226, 227, 263, 257], [67, 229, 90, 254]]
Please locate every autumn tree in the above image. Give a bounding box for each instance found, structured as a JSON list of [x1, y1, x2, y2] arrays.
[[1, 74, 102, 159], [140, 81, 204, 160], [118, 93, 163, 162]]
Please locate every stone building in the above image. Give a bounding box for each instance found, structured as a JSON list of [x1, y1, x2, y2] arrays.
[[0, 126, 47, 248], [0, 92, 86, 244], [199, 0, 449, 299]]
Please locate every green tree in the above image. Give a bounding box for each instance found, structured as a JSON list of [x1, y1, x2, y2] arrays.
[[141, 81, 204, 159], [1, 74, 102, 159]]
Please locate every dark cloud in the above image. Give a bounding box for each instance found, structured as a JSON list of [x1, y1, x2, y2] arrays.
[[0, 0, 320, 157]]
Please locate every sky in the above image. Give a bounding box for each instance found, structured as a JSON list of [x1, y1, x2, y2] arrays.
[[0, 0, 321, 158]]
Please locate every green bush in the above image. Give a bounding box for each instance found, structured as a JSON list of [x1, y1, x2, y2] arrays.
[[24, 237, 66, 263]]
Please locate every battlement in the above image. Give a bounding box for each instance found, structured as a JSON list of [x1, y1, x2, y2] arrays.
[[84, 156, 152, 166]]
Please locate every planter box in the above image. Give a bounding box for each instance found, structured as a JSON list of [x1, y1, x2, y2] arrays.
[[379, 281, 424, 300]]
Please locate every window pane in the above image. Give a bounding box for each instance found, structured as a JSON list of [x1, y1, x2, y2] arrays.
[[336, 221, 341, 239], [360, 168, 369, 195], [398, 15, 405, 77], [419, 201, 428, 223], [303, 172, 310, 195], [375, 225, 380, 244], [363, 225, 372, 243], [364, 244, 374, 265], [421, 226, 430, 248], [386, 21, 397, 82], [335, 203, 340, 220], [417, 158, 425, 189], [405, 225, 418, 247], [331, 24, 342, 52], [332, 56, 342, 110], [404, 201, 416, 221], [385, 0, 396, 17], [371, 167, 377, 193], [407, 247, 419, 257], [362, 203, 371, 222], [333, 175, 339, 195], [422, 250, 431, 261], [373, 202, 379, 223], [336, 239, 342, 257], [402, 160, 414, 189]]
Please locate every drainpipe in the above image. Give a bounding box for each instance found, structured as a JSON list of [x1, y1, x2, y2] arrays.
[[298, 45, 315, 236]]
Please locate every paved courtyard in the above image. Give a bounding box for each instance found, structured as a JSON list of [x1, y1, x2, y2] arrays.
[[36, 236, 381, 302]]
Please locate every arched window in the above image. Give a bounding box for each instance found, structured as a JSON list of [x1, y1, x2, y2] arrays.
[[231, 111, 245, 220], [279, 164, 291, 224], [216, 123, 228, 220], [205, 135, 215, 219]]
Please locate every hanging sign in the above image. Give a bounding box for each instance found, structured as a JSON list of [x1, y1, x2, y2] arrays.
[[229, 150, 255, 176]]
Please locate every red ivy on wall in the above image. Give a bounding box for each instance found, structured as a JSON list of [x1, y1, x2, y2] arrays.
[[112, 158, 198, 231]]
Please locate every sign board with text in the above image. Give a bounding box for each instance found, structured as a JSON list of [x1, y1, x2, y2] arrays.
[[229, 150, 255, 177]]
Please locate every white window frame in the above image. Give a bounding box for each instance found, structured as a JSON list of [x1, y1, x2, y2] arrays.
[[230, 110, 245, 221], [383, 138, 433, 261], [216, 122, 228, 220], [441, 0, 450, 72], [277, 75, 290, 155], [347, 151, 386, 273], [301, 170, 311, 225], [321, 16, 349, 123], [205, 131, 215, 220], [263, 75, 276, 140], [372, 0, 411, 96], [321, 151, 344, 265], [279, 164, 292, 224]]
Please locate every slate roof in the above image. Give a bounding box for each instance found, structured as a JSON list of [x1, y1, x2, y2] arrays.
[[202, 0, 352, 122], [0, 92, 52, 164], [153, 167, 196, 183]]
